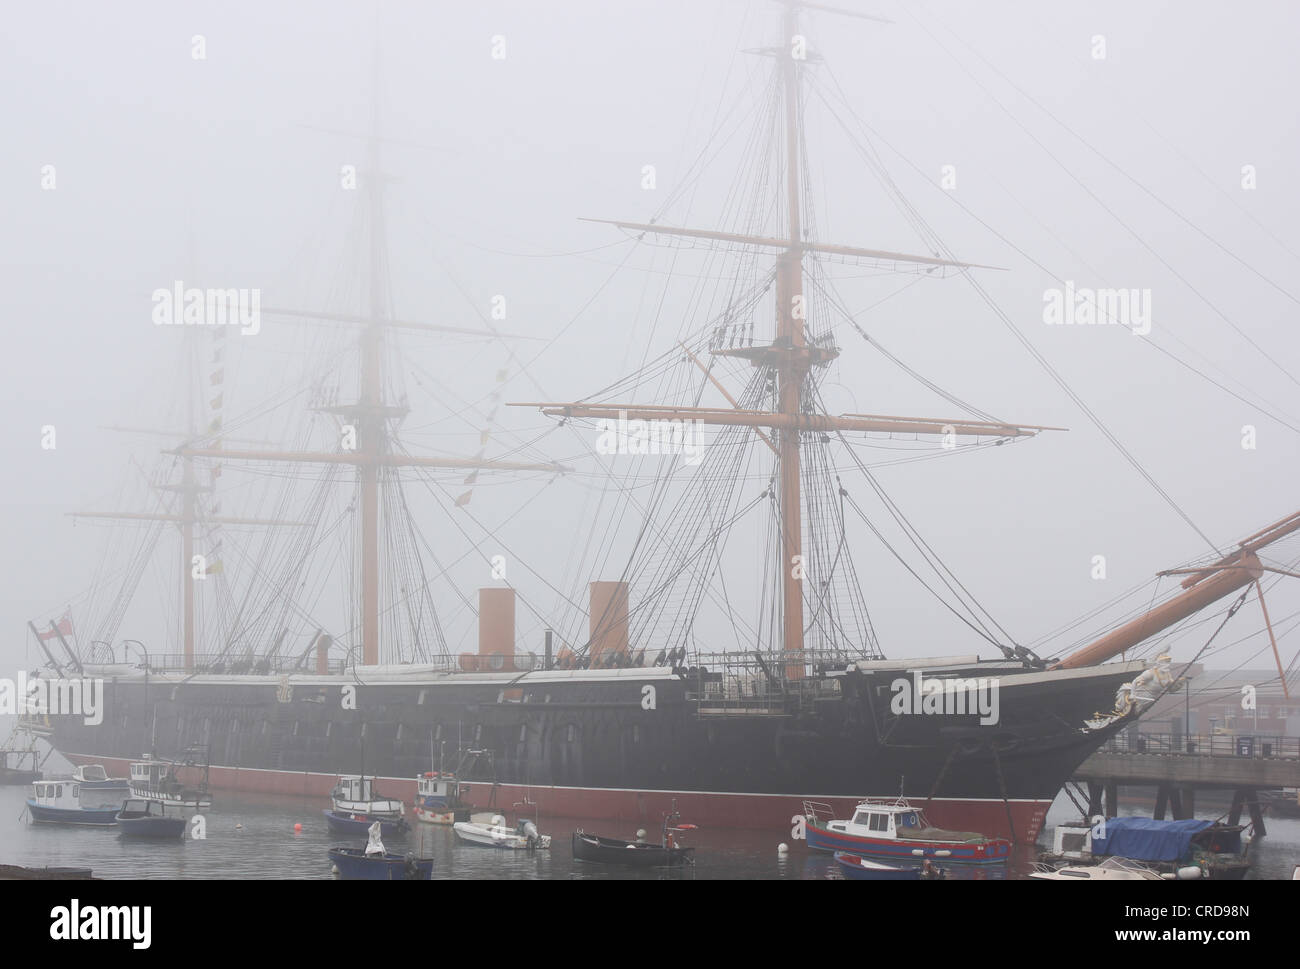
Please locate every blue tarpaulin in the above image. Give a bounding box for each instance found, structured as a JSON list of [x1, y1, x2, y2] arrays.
[[1091, 817, 1213, 862]]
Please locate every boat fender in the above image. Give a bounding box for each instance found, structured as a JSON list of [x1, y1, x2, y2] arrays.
[[1176, 866, 1203, 880]]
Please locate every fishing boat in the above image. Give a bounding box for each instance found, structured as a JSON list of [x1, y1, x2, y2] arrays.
[[33, 5, 1300, 846], [71, 764, 129, 791], [572, 803, 695, 868], [26, 781, 120, 826], [453, 814, 550, 850], [412, 772, 471, 825], [834, 851, 943, 881], [804, 799, 1010, 864], [115, 798, 187, 839], [323, 809, 408, 837], [330, 775, 403, 818], [128, 757, 212, 810], [328, 823, 431, 880]]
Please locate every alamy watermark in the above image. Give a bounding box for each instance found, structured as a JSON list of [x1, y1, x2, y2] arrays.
[[0, 671, 103, 726], [889, 670, 1000, 725], [152, 280, 261, 335], [595, 410, 705, 466], [1043, 281, 1151, 336]]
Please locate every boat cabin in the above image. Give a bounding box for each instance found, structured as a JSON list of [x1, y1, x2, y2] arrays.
[[31, 781, 80, 808], [833, 802, 926, 841], [73, 765, 109, 783], [118, 798, 184, 819], [334, 775, 378, 802], [331, 775, 403, 815], [416, 772, 457, 800], [130, 761, 173, 788]]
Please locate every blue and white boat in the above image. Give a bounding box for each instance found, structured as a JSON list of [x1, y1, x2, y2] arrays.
[[329, 822, 432, 880], [805, 798, 1010, 864], [330, 775, 403, 817], [26, 781, 119, 826], [115, 798, 187, 839], [323, 809, 409, 837]]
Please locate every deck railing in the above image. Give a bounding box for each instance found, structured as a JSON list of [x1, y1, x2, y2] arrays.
[[1104, 731, 1300, 760]]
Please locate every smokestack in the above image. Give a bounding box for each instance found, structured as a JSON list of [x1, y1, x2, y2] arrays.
[[479, 587, 516, 671], [589, 581, 629, 667], [315, 633, 333, 675]]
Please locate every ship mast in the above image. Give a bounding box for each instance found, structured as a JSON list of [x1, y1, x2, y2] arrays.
[[776, 0, 806, 676], [514, 2, 1048, 675], [177, 60, 565, 667]]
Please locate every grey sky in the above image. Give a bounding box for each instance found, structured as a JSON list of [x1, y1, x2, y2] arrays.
[[2, 0, 1297, 682]]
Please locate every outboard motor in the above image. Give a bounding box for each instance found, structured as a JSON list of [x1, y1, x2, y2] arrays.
[[520, 819, 540, 850]]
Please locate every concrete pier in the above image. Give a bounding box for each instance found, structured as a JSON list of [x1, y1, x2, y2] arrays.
[[1073, 731, 1300, 835]]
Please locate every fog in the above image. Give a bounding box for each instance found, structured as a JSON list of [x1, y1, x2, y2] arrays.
[[2, 0, 1298, 685]]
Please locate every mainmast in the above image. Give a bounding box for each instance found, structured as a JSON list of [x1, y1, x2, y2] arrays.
[[359, 67, 385, 675], [776, 0, 806, 677], [515, 3, 1040, 675]]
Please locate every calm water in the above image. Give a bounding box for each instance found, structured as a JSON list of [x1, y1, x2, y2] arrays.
[[3, 780, 1297, 880]]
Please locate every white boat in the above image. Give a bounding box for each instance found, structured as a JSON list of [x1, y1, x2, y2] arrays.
[[128, 759, 211, 810], [330, 775, 403, 818], [453, 814, 550, 850], [27, 781, 120, 826], [1029, 857, 1199, 881], [72, 764, 129, 790]]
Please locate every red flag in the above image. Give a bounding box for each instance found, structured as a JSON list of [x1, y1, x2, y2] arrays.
[[37, 614, 73, 641]]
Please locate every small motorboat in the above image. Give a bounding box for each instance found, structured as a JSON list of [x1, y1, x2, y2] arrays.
[[572, 804, 696, 868], [834, 851, 945, 880], [412, 771, 472, 825], [115, 798, 187, 839], [803, 798, 1010, 864], [26, 781, 119, 826], [1028, 857, 1191, 881], [128, 758, 212, 810], [323, 809, 408, 837], [453, 814, 550, 850], [71, 764, 129, 791], [329, 822, 432, 881]]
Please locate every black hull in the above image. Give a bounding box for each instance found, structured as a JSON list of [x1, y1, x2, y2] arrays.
[[47, 659, 1143, 840], [572, 831, 694, 867]]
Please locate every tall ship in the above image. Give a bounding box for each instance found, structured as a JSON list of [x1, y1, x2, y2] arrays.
[[24, 3, 1300, 842]]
